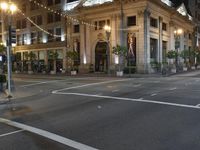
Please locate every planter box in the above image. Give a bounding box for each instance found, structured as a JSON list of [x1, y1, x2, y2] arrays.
[[28, 71, 33, 74], [50, 71, 56, 74], [71, 70, 77, 75], [42, 71, 46, 74], [171, 68, 176, 73], [15, 70, 20, 74], [61, 70, 66, 74], [197, 66, 200, 69], [183, 67, 188, 71], [116, 71, 123, 77], [191, 66, 196, 70]]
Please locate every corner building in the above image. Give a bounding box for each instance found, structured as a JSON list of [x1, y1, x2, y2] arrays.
[[12, 0, 194, 73]]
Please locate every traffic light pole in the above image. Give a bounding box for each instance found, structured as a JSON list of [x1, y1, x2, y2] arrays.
[[6, 13, 12, 98]]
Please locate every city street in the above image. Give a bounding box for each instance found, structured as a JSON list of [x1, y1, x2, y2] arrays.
[[1, 71, 200, 150]]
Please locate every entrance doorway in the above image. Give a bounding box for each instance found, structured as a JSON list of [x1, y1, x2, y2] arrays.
[[95, 41, 107, 72]]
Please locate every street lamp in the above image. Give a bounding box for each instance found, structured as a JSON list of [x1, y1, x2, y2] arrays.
[[0, 1, 17, 97], [174, 28, 183, 72], [104, 25, 111, 75]]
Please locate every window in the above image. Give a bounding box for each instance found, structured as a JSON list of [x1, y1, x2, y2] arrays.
[[162, 41, 167, 61], [30, 1, 39, 10], [37, 15, 43, 25], [47, 29, 54, 42], [31, 32, 37, 44], [16, 20, 21, 29], [67, 0, 78, 3], [150, 17, 158, 28], [21, 4, 26, 13], [95, 21, 97, 30], [37, 31, 43, 43], [55, 28, 61, 41], [17, 35, 21, 46], [127, 16, 136, 26], [21, 19, 27, 29], [74, 24, 79, 33], [55, 10, 61, 22], [30, 16, 36, 26], [99, 20, 106, 30], [47, 12, 54, 23], [150, 38, 158, 61], [55, 0, 61, 4], [162, 23, 167, 31], [47, 0, 53, 6], [189, 33, 192, 39]]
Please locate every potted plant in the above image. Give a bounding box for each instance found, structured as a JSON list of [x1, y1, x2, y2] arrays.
[[66, 50, 79, 75], [112, 44, 128, 76], [48, 51, 59, 74], [166, 50, 177, 73], [179, 49, 189, 71]]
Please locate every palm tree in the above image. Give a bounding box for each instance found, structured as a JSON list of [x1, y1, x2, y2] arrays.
[[48, 51, 59, 74]]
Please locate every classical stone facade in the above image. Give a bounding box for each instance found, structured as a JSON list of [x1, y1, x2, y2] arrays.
[[66, 0, 194, 73], [1, 0, 194, 74]]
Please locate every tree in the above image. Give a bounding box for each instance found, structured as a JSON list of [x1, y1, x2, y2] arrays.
[[66, 50, 79, 71], [179, 49, 189, 63], [25, 51, 36, 72], [0, 45, 6, 54], [48, 51, 59, 73], [112, 44, 128, 71]]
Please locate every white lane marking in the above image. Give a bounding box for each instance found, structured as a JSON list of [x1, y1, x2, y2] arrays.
[[196, 104, 200, 107], [0, 118, 98, 150], [0, 129, 24, 138], [54, 92, 200, 110], [112, 90, 119, 93], [169, 87, 177, 91], [20, 77, 112, 87], [151, 93, 157, 97], [133, 84, 141, 87], [52, 79, 130, 93]]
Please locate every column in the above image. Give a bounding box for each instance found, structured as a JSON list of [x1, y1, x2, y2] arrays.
[[169, 21, 175, 50], [158, 16, 163, 63], [137, 9, 150, 73], [63, 48, 67, 70]]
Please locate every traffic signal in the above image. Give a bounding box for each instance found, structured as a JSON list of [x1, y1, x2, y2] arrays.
[[11, 28, 16, 44], [8, 27, 16, 45]]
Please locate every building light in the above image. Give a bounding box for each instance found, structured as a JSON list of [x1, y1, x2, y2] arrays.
[[43, 37, 47, 43], [83, 53, 87, 64], [115, 55, 119, 64]]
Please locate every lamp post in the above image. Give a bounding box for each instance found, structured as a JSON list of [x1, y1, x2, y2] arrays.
[[0, 1, 17, 97], [174, 28, 182, 72], [104, 25, 111, 75]]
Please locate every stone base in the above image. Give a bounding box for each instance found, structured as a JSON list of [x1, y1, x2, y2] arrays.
[[28, 71, 33, 74], [78, 64, 90, 73], [116, 71, 123, 76]]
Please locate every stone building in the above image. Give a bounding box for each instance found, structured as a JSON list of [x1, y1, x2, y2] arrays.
[[0, 0, 195, 74], [188, 0, 200, 48]]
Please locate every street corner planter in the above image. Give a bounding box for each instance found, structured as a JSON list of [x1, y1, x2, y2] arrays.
[[171, 68, 177, 73], [61, 70, 66, 74], [197, 65, 200, 69], [71, 70, 77, 75], [116, 71, 123, 77], [50, 70, 56, 74], [15, 70, 20, 74], [28, 70, 33, 74], [183, 67, 188, 71], [191, 66, 196, 70]]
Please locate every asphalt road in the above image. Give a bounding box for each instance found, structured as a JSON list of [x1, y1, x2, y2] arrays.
[[1, 71, 200, 150]]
